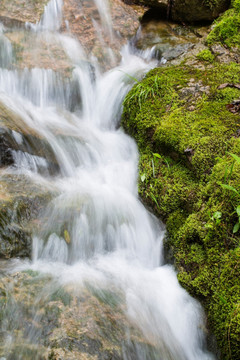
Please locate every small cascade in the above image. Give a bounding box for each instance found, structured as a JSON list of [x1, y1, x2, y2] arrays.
[[0, 0, 216, 359], [26, 0, 63, 32], [0, 24, 13, 68]]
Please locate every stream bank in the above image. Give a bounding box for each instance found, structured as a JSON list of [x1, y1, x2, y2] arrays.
[[0, 0, 239, 358], [121, 3, 240, 358]]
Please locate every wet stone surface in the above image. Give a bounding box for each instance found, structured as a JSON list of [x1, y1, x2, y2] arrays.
[[0, 173, 54, 259], [0, 271, 157, 360], [133, 19, 210, 63], [0, 0, 48, 24]]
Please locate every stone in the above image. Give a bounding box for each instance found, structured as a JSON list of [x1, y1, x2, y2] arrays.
[[124, 0, 230, 23], [170, 0, 230, 23], [0, 172, 54, 259], [0, 0, 48, 24], [0, 271, 157, 359]]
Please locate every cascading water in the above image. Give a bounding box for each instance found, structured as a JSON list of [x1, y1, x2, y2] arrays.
[[0, 1, 215, 359]]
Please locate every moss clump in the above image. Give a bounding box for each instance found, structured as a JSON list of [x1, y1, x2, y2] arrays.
[[207, 0, 240, 48], [122, 62, 240, 360], [196, 49, 216, 62]]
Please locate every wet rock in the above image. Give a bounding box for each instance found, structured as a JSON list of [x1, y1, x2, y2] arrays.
[[161, 42, 194, 60], [0, 100, 59, 173], [0, 173, 53, 259], [4, 30, 74, 76], [0, 16, 25, 29], [211, 44, 240, 64], [123, 0, 230, 23], [0, 128, 14, 167], [0, 0, 48, 24], [132, 19, 210, 65], [0, 272, 157, 359], [62, 0, 142, 68], [171, 0, 230, 23]]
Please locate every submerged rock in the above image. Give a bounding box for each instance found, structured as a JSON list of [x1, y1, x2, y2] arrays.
[[0, 271, 157, 359], [62, 0, 142, 68], [0, 100, 59, 173]]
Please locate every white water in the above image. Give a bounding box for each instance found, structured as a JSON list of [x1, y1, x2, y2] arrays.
[[0, 1, 215, 359]]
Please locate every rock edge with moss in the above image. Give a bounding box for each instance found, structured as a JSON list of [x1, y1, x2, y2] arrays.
[[122, 62, 240, 359]]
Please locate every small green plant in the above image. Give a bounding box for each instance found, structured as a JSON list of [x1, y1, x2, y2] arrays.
[[140, 173, 146, 182], [212, 211, 222, 225], [125, 75, 160, 109], [205, 211, 222, 229], [196, 49, 215, 63], [233, 205, 240, 233], [149, 191, 160, 211], [153, 152, 170, 169], [221, 153, 240, 233], [223, 153, 240, 184]]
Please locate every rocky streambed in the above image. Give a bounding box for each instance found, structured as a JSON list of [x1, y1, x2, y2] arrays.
[[0, 0, 239, 359]]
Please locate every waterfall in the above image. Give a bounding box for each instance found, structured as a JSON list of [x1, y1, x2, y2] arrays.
[[0, 1, 215, 359]]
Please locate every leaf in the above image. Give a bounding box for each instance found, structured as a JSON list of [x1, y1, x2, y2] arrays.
[[213, 211, 222, 220], [233, 222, 240, 234], [229, 152, 240, 164], [218, 294, 228, 305], [64, 229, 71, 244], [153, 153, 161, 159], [220, 184, 240, 196], [151, 159, 155, 178], [150, 193, 160, 210], [140, 174, 146, 182], [236, 205, 240, 217]]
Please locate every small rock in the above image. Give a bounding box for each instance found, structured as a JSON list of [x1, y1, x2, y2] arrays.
[[188, 106, 195, 111]]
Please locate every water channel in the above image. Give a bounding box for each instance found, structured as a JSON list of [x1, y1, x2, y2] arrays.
[[0, 0, 215, 359]]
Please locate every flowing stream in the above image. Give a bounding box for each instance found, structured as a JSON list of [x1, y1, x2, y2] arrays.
[[0, 1, 215, 359]]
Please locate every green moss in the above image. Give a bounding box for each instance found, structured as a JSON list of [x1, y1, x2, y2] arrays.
[[196, 49, 215, 62], [207, 0, 240, 48], [122, 62, 240, 360]]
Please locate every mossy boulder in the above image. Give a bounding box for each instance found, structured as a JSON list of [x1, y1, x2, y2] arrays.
[[207, 0, 240, 47], [122, 62, 240, 359]]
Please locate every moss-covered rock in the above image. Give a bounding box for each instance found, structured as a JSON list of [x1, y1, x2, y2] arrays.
[[207, 0, 240, 48], [122, 62, 240, 360]]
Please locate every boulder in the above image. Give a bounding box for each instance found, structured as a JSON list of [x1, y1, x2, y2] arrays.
[[170, 0, 231, 23], [0, 0, 48, 25], [0, 173, 53, 259], [123, 0, 230, 23], [0, 271, 157, 359]]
